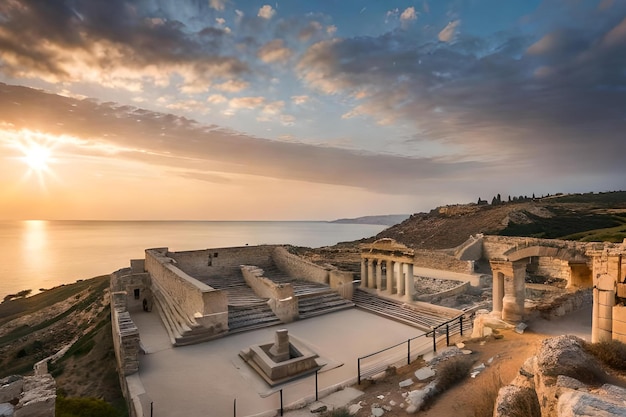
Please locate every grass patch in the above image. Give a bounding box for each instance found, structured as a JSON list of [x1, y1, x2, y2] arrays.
[[56, 395, 125, 417]]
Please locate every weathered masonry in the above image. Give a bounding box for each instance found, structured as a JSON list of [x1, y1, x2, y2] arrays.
[[456, 235, 626, 343]]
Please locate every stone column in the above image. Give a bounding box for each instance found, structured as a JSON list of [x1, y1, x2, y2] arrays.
[[404, 263, 414, 302], [360, 258, 368, 288], [368, 259, 375, 289], [397, 262, 405, 296], [493, 272, 505, 318], [387, 260, 395, 295], [502, 261, 526, 323], [592, 285, 600, 343], [376, 260, 383, 291]]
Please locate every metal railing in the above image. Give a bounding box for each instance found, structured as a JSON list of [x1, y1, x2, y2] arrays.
[[357, 313, 474, 384]]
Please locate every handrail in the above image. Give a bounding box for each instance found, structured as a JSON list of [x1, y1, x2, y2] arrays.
[[357, 312, 475, 384]]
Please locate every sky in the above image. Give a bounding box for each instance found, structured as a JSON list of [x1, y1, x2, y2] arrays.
[[0, 0, 625, 220]]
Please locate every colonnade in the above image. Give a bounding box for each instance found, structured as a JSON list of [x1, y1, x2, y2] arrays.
[[360, 257, 415, 302]]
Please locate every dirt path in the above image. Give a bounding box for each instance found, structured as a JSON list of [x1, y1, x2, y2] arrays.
[[348, 303, 593, 417]]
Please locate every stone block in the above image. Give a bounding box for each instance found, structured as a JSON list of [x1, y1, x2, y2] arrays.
[[0, 376, 23, 403]]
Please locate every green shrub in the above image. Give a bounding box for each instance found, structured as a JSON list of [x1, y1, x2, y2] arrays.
[[56, 396, 120, 417]]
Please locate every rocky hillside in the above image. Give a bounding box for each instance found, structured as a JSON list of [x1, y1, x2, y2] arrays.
[[0, 276, 126, 414], [372, 191, 626, 250]]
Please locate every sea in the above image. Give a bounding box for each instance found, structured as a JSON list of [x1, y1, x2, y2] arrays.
[[0, 220, 387, 299]]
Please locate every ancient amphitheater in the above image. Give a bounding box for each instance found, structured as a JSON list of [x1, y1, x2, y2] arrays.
[[108, 235, 626, 417]]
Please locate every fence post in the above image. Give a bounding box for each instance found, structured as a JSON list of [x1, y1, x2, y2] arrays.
[[315, 370, 319, 401], [357, 357, 361, 385], [151, 402, 153, 417], [280, 389, 284, 416], [446, 324, 450, 346], [407, 339, 411, 365], [233, 398, 236, 417], [460, 316, 464, 336], [432, 329, 437, 353]]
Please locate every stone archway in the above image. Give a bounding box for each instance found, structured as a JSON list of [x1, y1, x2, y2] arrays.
[[489, 245, 592, 323]]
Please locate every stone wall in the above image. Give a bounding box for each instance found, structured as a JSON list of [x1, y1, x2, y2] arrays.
[[527, 257, 571, 280], [454, 234, 484, 261], [329, 270, 354, 300], [145, 248, 228, 330], [111, 306, 140, 376], [416, 281, 470, 302], [272, 246, 330, 284], [110, 269, 150, 417], [413, 249, 474, 274], [240, 265, 298, 322], [110, 271, 151, 311], [170, 245, 276, 278]]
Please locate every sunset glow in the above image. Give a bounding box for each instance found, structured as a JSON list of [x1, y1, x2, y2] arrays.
[[20, 143, 52, 172], [0, 1, 624, 220]]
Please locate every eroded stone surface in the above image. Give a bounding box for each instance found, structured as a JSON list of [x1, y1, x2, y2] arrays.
[[558, 390, 626, 417]]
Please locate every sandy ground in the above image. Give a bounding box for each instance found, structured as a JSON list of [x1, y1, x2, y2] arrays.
[[315, 303, 594, 417]]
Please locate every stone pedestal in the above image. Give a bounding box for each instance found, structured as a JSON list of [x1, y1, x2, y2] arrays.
[[269, 329, 290, 362]]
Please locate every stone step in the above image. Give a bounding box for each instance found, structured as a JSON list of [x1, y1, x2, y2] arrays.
[[353, 289, 462, 331], [228, 305, 281, 333], [296, 292, 354, 319], [151, 281, 226, 346]]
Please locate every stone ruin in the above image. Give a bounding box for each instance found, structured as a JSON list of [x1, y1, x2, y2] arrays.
[[0, 371, 56, 417], [239, 329, 323, 386]]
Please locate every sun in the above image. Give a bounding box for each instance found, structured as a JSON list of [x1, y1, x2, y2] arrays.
[[21, 143, 52, 172]]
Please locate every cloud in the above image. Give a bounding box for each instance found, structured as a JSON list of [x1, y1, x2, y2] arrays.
[[166, 99, 208, 113], [228, 96, 265, 110], [438, 20, 460, 42], [298, 21, 323, 42], [257, 39, 293, 63], [295, 6, 626, 179], [291, 95, 309, 105], [0, 0, 248, 94], [258, 5, 276, 19], [400, 7, 418, 24], [207, 94, 227, 104], [0, 83, 501, 194], [213, 79, 249, 92], [209, 0, 226, 11]]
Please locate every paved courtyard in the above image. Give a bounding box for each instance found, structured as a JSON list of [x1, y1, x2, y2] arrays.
[[130, 307, 430, 417]]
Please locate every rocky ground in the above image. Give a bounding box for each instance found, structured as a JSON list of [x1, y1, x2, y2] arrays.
[[320, 301, 615, 417]]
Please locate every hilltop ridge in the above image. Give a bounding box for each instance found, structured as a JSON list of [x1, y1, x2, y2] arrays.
[[370, 191, 626, 250]]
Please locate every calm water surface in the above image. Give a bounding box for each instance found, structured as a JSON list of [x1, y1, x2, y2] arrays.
[[0, 220, 386, 299]]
